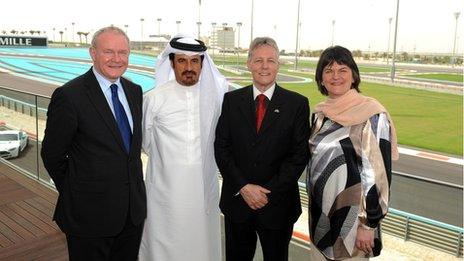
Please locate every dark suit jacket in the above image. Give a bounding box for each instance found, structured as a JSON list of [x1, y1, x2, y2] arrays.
[[41, 68, 147, 237], [214, 84, 310, 229]]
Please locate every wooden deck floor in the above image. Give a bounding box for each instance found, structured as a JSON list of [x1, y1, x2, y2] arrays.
[[0, 162, 67, 261]]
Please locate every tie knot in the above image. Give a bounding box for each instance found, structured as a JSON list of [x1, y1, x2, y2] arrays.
[[257, 94, 266, 102], [110, 84, 118, 93]]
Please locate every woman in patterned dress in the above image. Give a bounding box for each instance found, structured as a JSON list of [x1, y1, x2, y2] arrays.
[[307, 46, 398, 260]]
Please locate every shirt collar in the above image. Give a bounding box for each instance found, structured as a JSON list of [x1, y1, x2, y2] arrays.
[[92, 67, 122, 92], [253, 83, 275, 100]]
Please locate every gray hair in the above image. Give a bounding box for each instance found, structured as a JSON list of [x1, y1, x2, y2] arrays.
[[91, 26, 130, 48], [247, 37, 279, 60]]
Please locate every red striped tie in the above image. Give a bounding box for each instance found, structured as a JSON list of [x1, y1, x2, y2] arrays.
[[256, 94, 267, 132]]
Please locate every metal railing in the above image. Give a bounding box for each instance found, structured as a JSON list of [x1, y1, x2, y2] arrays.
[[0, 94, 47, 116], [383, 208, 463, 257], [0, 85, 52, 186], [362, 74, 463, 95], [1, 84, 463, 257]]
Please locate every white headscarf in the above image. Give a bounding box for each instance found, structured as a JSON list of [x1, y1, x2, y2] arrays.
[[155, 34, 229, 213], [155, 33, 228, 98]]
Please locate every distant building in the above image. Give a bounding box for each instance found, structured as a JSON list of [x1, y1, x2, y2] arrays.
[[130, 34, 170, 51], [210, 26, 235, 51], [149, 34, 170, 52]]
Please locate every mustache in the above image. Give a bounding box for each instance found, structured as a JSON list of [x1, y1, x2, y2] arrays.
[[182, 71, 197, 76]]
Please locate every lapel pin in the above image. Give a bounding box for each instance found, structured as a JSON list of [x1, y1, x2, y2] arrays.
[[274, 109, 280, 113]]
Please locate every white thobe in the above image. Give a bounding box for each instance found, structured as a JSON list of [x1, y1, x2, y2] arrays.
[[139, 80, 221, 261]]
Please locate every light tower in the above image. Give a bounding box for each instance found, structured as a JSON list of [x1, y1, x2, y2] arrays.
[[452, 12, 461, 67]]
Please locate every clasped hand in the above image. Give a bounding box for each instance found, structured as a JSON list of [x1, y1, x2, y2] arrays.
[[356, 226, 375, 255], [239, 184, 271, 210]]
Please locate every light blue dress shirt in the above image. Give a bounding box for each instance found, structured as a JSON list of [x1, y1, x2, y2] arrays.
[[92, 67, 134, 132]]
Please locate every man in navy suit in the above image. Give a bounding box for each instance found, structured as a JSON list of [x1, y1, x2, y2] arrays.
[[214, 37, 310, 261], [41, 26, 146, 261]]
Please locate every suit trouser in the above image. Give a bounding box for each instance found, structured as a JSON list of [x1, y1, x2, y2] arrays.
[[65, 214, 144, 261], [224, 216, 294, 261]]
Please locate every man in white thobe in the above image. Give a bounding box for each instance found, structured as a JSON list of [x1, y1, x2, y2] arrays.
[[139, 35, 228, 261]]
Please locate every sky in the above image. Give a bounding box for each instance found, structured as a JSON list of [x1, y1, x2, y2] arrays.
[[1, 0, 463, 54]]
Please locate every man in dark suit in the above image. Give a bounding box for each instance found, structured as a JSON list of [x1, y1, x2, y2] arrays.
[[214, 37, 310, 261], [41, 26, 146, 261]]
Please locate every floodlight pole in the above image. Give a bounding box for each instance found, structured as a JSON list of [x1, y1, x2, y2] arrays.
[[452, 12, 460, 67], [72, 22, 75, 43], [140, 18, 144, 51], [390, 0, 400, 83], [198, 0, 201, 39], [386, 17, 392, 65], [222, 23, 227, 68], [211, 22, 217, 61], [331, 20, 335, 46], [294, 0, 301, 71], [176, 21, 181, 34], [250, 0, 254, 41], [157, 18, 162, 36], [236, 22, 242, 49], [197, 21, 202, 39], [156, 18, 162, 51]]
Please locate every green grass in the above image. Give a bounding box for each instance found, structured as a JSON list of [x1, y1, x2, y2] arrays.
[[216, 56, 391, 75], [280, 60, 317, 70], [217, 68, 245, 78], [358, 66, 391, 73], [280, 70, 314, 79], [229, 79, 463, 156], [404, 73, 464, 83], [221, 55, 463, 155]]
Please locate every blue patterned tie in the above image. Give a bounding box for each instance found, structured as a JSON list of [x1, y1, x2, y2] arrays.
[[110, 84, 132, 153]]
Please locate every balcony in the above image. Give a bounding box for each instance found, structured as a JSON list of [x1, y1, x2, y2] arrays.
[[0, 85, 462, 260], [0, 162, 67, 260]]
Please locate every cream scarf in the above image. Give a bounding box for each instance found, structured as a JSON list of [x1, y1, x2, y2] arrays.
[[314, 89, 399, 160]]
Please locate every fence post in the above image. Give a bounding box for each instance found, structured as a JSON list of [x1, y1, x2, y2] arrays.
[[404, 217, 410, 241], [457, 231, 463, 257]]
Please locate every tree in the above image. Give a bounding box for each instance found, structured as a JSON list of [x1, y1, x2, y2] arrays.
[[400, 52, 409, 62], [29, 30, 35, 35], [77, 32, 83, 44], [10, 30, 17, 35], [59, 31, 64, 43], [352, 50, 362, 57], [82, 32, 89, 44], [310, 49, 323, 57]]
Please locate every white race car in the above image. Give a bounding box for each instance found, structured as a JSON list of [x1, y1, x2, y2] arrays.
[[0, 130, 28, 159]]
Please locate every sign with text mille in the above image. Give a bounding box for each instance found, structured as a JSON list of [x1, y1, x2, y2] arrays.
[[0, 36, 47, 47]]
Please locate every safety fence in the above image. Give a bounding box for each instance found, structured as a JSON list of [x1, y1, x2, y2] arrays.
[[1, 84, 463, 257]]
